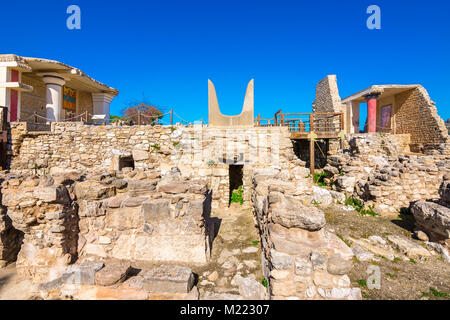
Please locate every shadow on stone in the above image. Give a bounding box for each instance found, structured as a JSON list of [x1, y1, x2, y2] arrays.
[[391, 206, 416, 232]]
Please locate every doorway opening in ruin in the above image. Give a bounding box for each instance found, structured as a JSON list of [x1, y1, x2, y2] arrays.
[[229, 165, 243, 206], [119, 156, 135, 171], [292, 139, 329, 169]]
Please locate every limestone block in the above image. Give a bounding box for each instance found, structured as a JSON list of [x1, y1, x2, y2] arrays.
[[386, 235, 431, 258], [95, 261, 132, 286], [234, 275, 267, 300], [143, 265, 194, 293], [133, 234, 207, 264], [326, 254, 353, 275], [270, 197, 326, 231], [411, 200, 450, 240], [141, 199, 170, 221], [132, 149, 149, 161], [84, 244, 107, 258], [75, 181, 116, 201], [78, 200, 106, 217], [106, 207, 143, 231], [157, 182, 189, 194], [111, 235, 134, 260], [312, 186, 333, 206], [128, 180, 157, 196], [270, 249, 294, 270]]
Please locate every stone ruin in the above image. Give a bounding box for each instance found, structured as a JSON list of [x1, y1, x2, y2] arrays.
[[0, 166, 212, 299], [0, 76, 449, 300], [411, 174, 450, 246], [0, 120, 367, 300], [252, 168, 360, 300]]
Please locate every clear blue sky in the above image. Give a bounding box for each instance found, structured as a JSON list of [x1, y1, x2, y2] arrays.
[[1, 0, 449, 123]]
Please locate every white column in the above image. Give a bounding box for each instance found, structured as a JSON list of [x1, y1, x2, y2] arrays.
[[92, 93, 114, 124], [41, 74, 65, 122], [0, 67, 7, 108]]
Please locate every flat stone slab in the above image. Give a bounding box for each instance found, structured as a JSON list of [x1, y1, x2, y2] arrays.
[[142, 265, 194, 293], [122, 197, 149, 207], [39, 261, 104, 291], [157, 182, 189, 194], [95, 261, 131, 286], [128, 180, 158, 196], [387, 235, 431, 258]]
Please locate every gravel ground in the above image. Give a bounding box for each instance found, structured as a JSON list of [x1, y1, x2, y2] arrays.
[[324, 204, 450, 300]]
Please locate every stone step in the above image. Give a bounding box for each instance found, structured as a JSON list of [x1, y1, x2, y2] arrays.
[[141, 265, 195, 294]]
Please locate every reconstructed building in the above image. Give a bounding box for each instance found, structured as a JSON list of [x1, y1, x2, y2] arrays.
[[0, 54, 118, 123], [314, 75, 449, 152]]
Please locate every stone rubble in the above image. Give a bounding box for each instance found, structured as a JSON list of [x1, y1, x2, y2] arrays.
[[323, 134, 450, 215], [252, 168, 361, 300], [410, 174, 450, 248]]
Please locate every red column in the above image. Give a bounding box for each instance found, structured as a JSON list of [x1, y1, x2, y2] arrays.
[[365, 93, 380, 133], [10, 70, 19, 122]]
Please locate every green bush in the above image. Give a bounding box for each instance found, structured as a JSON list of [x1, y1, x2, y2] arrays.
[[345, 196, 379, 216], [313, 172, 327, 187], [230, 185, 244, 205], [261, 277, 268, 288]]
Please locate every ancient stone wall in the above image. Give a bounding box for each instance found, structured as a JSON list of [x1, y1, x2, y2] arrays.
[[2, 174, 78, 282], [411, 173, 450, 246], [77, 91, 93, 116], [0, 175, 23, 268], [252, 168, 361, 300], [313, 75, 344, 114], [324, 134, 450, 215], [395, 87, 448, 150], [313, 75, 345, 132], [75, 168, 210, 265], [21, 75, 46, 120], [0, 167, 211, 284], [9, 122, 302, 209]]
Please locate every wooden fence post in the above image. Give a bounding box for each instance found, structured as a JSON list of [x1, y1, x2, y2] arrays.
[[137, 110, 141, 125], [170, 109, 173, 126], [34, 112, 37, 123], [310, 138, 315, 176], [85, 111, 88, 123]]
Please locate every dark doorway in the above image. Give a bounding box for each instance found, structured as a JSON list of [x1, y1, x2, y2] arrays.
[[292, 139, 329, 169], [119, 156, 135, 171], [229, 165, 243, 205]]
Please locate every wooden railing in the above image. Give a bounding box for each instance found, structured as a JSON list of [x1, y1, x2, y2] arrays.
[[255, 111, 344, 134]]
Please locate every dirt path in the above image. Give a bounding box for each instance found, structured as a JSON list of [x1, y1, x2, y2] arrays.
[[324, 205, 450, 300], [0, 263, 37, 300], [194, 205, 265, 299]]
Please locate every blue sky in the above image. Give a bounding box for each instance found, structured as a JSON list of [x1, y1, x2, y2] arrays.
[[1, 0, 449, 124]]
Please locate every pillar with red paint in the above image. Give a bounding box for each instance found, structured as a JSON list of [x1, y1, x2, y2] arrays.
[[364, 93, 380, 133], [10, 70, 19, 122]]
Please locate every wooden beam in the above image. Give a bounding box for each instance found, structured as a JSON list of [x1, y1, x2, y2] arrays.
[[310, 136, 315, 176], [290, 132, 340, 140]]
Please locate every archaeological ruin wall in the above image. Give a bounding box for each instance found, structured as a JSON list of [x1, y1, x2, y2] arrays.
[[252, 168, 361, 300], [8, 122, 303, 209], [313, 75, 344, 115], [0, 166, 212, 284], [324, 134, 450, 215], [394, 86, 449, 151]]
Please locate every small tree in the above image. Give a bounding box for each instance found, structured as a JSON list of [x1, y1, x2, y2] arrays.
[[122, 100, 164, 125]]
